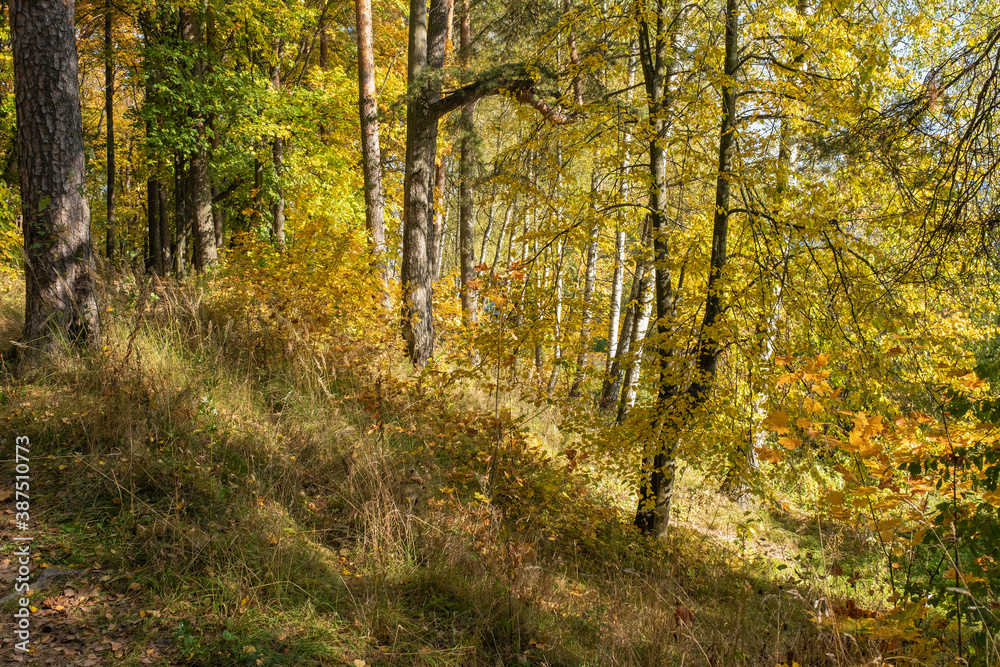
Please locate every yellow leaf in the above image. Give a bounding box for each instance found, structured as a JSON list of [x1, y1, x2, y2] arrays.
[[778, 436, 801, 450], [764, 410, 790, 434]]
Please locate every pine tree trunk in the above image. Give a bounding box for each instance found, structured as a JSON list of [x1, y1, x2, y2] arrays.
[[105, 1, 116, 264], [144, 34, 165, 276], [356, 0, 389, 304], [11, 0, 101, 362], [401, 0, 450, 366]]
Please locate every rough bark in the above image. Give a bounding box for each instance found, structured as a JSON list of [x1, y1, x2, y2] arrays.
[[565, 0, 583, 107], [11, 0, 101, 362], [401, 0, 450, 366], [356, 0, 389, 303], [105, 1, 116, 264]]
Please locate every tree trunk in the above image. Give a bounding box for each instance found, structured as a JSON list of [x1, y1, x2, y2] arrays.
[[158, 181, 170, 271], [636, 0, 738, 537], [546, 240, 566, 397], [319, 17, 330, 143], [105, 0, 116, 264], [143, 30, 166, 276], [634, 0, 685, 536], [270, 50, 285, 248], [430, 157, 446, 282], [723, 0, 804, 501], [458, 0, 478, 326], [147, 177, 161, 274], [190, 146, 215, 271], [600, 257, 641, 409], [616, 266, 655, 424], [356, 0, 389, 304], [569, 175, 600, 397], [401, 0, 450, 366], [173, 152, 188, 275], [11, 0, 101, 362], [253, 154, 263, 224], [271, 135, 285, 246], [604, 228, 625, 370], [491, 205, 513, 270], [565, 0, 583, 106], [182, 5, 216, 272]]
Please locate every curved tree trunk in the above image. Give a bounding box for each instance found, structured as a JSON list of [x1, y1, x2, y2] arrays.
[[11, 0, 101, 363]]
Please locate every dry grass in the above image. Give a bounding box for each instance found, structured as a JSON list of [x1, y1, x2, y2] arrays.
[[0, 271, 896, 666]]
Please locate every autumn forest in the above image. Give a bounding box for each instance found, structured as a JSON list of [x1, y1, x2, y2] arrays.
[[1, 0, 1000, 664]]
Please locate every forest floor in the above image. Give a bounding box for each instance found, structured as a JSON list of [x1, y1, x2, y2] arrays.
[[0, 273, 895, 666]]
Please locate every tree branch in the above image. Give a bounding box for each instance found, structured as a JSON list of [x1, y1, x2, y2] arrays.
[[428, 64, 577, 124]]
